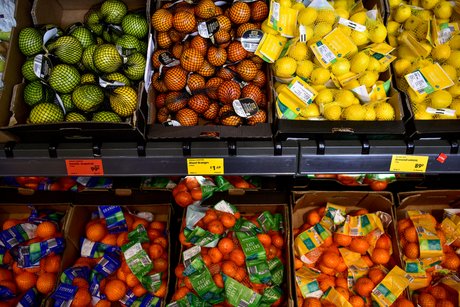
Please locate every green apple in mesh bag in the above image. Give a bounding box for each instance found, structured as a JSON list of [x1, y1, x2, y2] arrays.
[[100, 0, 128, 24], [110, 86, 138, 117], [49, 64, 81, 94], [72, 85, 105, 112], [18, 28, 43, 56], [82, 44, 98, 72], [121, 14, 148, 39], [85, 10, 104, 36], [29, 103, 64, 124], [123, 52, 146, 81], [93, 44, 123, 73], [92, 111, 122, 122], [59, 93, 76, 112], [23, 81, 54, 107], [80, 73, 98, 85], [47, 36, 83, 64], [116, 34, 142, 53], [21, 58, 39, 82], [69, 26, 96, 49], [65, 112, 87, 122], [103, 72, 131, 86]]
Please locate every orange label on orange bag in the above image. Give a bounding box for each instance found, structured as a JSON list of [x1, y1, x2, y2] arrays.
[[66, 159, 104, 176]]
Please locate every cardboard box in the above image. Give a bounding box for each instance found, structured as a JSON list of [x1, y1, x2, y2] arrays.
[[291, 191, 403, 306], [0, 0, 150, 142], [146, 0, 273, 140], [172, 194, 294, 306]]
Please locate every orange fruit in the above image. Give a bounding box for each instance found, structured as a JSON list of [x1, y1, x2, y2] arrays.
[[234, 267, 247, 282], [435, 299, 455, 307], [350, 238, 370, 255], [428, 285, 447, 299], [349, 295, 365, 307], [230, 249, 246, 267], [132, 218, 149, 230], [154, 280, 167, 298], [36, 272, 56, 294], [149, 244, 164, 260], [271, 234, 284, 249], [116, 232, 129, 247], [45, 254, 61, 273], [322, 236, 333, 248], [442, 253, 460, 270], [15, 271, 37, 292], [221, 260, 238, 278], [336, 286, 350, 300], [175, 264, 185, 279], [302, 297, 322, 307], [251, 1, 269, 21], [404, 242, 420, 259], [418, 292, 436, 307], [257, 234, 272, 248], [172, 287, 189, 301], [228, 1, 251, 24], [202, 254, 212, 267], [213, 274, 224, 288], [321, 251, 340, 269], [184, 177, 200, 190], [368, 267, 386, 285], [153, 258, 168, 273], [0, 268, 12, 281], [218, 238, 235, 254], [95, 300, 111, 307], [394, 298, 414, 307], [355, 277, 375, 297], [2, 251, 12, 266], [335, 277, 348, 289], [72, 277, 89, 289], [126, 273, 141, 288], [71, 288, 91, 306], [209, 247, 223, 264], [104, 280, 127, 302], [217, 80, 241, 105], [319, 276, 335, 292], [398, 218, 412, 234], [86, 223, 106, 242], [352, 208, 369, 216], [306, 210, 321, 225], [180, 48, 204, 72], [73, 257, 93, 268], [202, 210, 218, 224], [318, 263, 336, 276], [2, 219, 21, 230], [404, 226, 418, 243], [132, 284, 148, 297], [12, 262, 24, 275], [336, 258, 348, 273], [375, 234, 392, 250], [173, 11, 196, 33], [334, 233, 352, 247], [220, 213, 236, 229], [151, 9, 173, 32], [101, 234, 117, 246], [207, 220, 224, 235], [149, 221, 166, 232], [371, 248, 391, 265], [36, 221, 57, 239]]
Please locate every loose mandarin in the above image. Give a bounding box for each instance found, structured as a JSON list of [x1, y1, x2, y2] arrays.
[[44, 254, 61, 273], [213, 274, 224, 288], [220, 213, 236, 228], [86, 223, 107, 242], [207, 220, 224, 235], [306, 210, 321, 225], [350, 238, 370, 255], [257, 234, 272, 248], [209, 247, 224, 264], [404, 242, 420, 259], [101, 234, 117, 246], [104, 280, 127, 301], [371, 248, 391, 264], [375, 234, 392, 250], [132, 284, 148, 297], [336, 286, 350, 300], [349, 295, 365, 307], [36, 221, 58, 239], [355, 277, 374, 297], [418, 292, 436, 307], [72, 277, 89, 289], [334, 233, 352, 246], [229, 249, 245, 267], [36, 272, 56, 294], [15, 271, 37, 292], [303, 298, 322, 307], [368, 267, 386, 285], [404, 226, 418, 243], [71, 288, 91, 306], [218, 238, 235, 254], [154, 280, 167, 298], [149, 244, 164, 260]]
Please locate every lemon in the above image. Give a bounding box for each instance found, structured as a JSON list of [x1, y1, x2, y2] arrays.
[[359, 71, 379, 88], [279, 0, 292, 8], [431, 44, 451, 62], [393, 59, 410, 77], [422, 0, 440, 9], [331, 58, 351, 76], [323, 103, 342, 120], [368, 23, 387, 43], [274, 56, 297, 78], [343, 79, 360, 90], [314, 22, 333, 38], [350, 12, 367, 25], [398, 45, 417, 62], [298, 7, 317, 26], [317, 10, 336, 25], [291, 2, 305, 11], [350, 52, 370, 73], [300, 103, 320, 117], [448, 84, 460, 97], [414, 102, 434, 119], [288, 42, 308, 61], [437, 114, 457, 119], [310, 67, 330, 85], [334, 8, 349, 19], [333, 0, 348, 9], [337, 24, 352, 37], [449, 99, 460, 116], [261, 20, 279, 35], [367, 57, 381, 72], [275, 83, 288, 93], [375, 102, 395, 120], [393, 5, 412, 23], [343, 104, 366, 120], [335, 90, 356, 108], [389, 0, 403, 7], [449, 35, 460, 49], [388, 35, 399, 48], [302, 25, 314, 42], [296, 60, 314, 79], [350, 29, 370, 46], [420, 41, 432, 55], [364, 104, 376, 120], [312, 84, 326, 92], [434, 1, 452, 19], [430, 90, 452, 108], [316, 89, 334, 105], [447, 50, 460, 68], [442, 64, 457, 81], [404, 16, 422, 31], [407, 88, 428, 104], [417, 10, 432, 20], [387, 21, 401, 36]]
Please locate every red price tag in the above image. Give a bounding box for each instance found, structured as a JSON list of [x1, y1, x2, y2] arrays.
[[65, 159, 104, 176]]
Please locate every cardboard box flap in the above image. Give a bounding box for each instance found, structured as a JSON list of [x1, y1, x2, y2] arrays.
[[398, 190, 460, 210]]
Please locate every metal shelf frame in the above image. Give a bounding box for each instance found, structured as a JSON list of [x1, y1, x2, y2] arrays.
[[1, 139, 460, 176]]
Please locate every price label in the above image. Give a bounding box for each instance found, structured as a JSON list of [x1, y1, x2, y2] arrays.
[[187, 158, 224, 175], [65, 159, 104, 176], [389, 155, 429, 173]]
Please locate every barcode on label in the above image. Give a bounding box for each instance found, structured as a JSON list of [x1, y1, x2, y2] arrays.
[[406, 71, 428, 94], [242, 43, 258, 52], [438, 28, 453, 45], [258, 214, 268, 231], [405, 273, 415, 282], [271, 2, 280, 22], [350, 228, 359, 236], [140, 257, 151, 266], [299, 25, 307, 42], [372, 289, 383, 297], [248, 266, 258, 274], [238, 300, 249, 307], [48, 239, 58, 249], [289, 81, 314, 104], [317, 44, 336, 64], [416, 226, 425, 234], [338, 18, 366, 32]]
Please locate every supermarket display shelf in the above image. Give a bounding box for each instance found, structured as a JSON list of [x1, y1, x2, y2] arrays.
[[1, 139, 460, 176]]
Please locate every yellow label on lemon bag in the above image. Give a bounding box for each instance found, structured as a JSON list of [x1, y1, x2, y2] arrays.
[[295, 267, 323, 299], [431, 17, 460, 45], [310, 28, 358, 68], [255, 33, 286, 63], [408, 211, 443, 259], [278, 6, 298, 38], [322, 287, 353, 307], [276, 77, 318, 119], [371, 266, 411, 307], [294, 223, 331, 257], [404, 63, 454, 97], [398, 31, 431, 58]]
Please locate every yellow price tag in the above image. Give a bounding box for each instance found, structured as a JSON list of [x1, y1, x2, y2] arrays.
[[389, 155, 429, 173], [187, 158, 224, 175]]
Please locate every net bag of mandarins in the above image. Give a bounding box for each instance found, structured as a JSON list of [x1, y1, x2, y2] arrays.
[[50, 206, 169, 306]]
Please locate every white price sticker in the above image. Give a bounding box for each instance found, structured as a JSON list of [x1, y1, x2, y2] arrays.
[[426, 107, 456, 116], [338, 17, 366, 32], [317, 44, 336, 65], [289, 80, 314, 104], [406, 71, 429, 94], [438, 27, 453, 45], [270, 1, 280, 23]]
